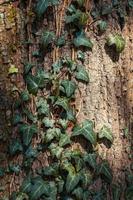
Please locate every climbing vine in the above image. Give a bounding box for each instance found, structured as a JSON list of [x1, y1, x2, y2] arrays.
[[0, 0, 133, 200]]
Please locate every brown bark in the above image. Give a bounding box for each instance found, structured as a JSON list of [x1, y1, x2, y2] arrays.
[[0, 0, 133, 199]]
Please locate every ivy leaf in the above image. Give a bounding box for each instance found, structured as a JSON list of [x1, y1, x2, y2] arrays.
[[97, 20, 107, 32], [41, 163, 59, 176], [107, 34, 125, 53], [0, 167, 5, 177], [56, 35, 66, 47], [41, 31, 55, 48], [59, 133, 71, 147], [72, 120, 97, 145], [125, 185, 133, 200], [9, 139, 23, 156], [44, 128, 61, 143], [128, 0, 133, 8], [36, 98, 49, 116], [72, 187, 83, 199], [75, 66, 89, 83], [98, 161, 112, 183], [73, 31, 93, 49], [42, 118, 55, 128], [36, 0, 59, 17], [77, 50, 85, 62], [111, 184, 122, 200], [76, 0, 85, 7], [19, 124, 38, 146], [84, 153, 97, 169], [54, 97, 69, 111], [23, 108, 37, 123], [20, 177, 32, 194], [20, 90, 30, 102], [99, 125, 114, 143], [49, 143, 63, 159], [8, 64, 18, 74], [66, 171, 80, 193], [80, 170, 92, 188], [12, 113, 23, 125], [26, 75, 44, 95], [25, 146, 38, 158], [30, 177, 50, 200], [60, 80, 77, 98], [24, 63, 34, 75]]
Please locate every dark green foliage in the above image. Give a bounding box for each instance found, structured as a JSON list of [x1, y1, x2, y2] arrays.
[[73, 31, 93, 49], [106, 34, 125, 53], [9, 139, 23, 156], [9, 0, 117, 199], [19, 124, 38, 146], [36, 0, 59, 17], [72, 120, 97, 145], [41, 31, 55, 48]]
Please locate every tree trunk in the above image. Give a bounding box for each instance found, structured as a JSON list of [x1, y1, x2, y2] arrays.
[[0, 0, 133, 199]]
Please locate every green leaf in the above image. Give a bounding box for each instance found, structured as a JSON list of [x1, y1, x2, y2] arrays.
[[97, 20, 107, 32], [36, 0, 59, 17], [60, 80, 77, 97], [107, 34, 125, 53], [26, 74, 45, 95], [19, 124, 38, 146], [44, 128, 61, 143], [49, 143, 63, 159], [20, 90, 30, 102], [84, 153, 97, 169], [80, 170, 92, 188], [59, 133, 71, 147], [75, 66, 89, 83], [41, 163, 59, 176], [20, 177, 32, 194], [72, 187, 83, 199], [23, 109, 37, 123], [0, 167, 5, 177], [128, 0, 133, 8], [77, 50, 85, 62], [8, 64, 18, 74], [42, 118, 55, 128], [56, 35, 66, 47], [12, 113, 23, 125], [54, 97, 69, 111], [72, 120, 97, 145], [112, 184, 122, 200], [99, 125, 114, 143], [66, 171, 80, 193], [9, 139, 23, 156], [73, 31, 93, 49], [98, 161, 112, 183], [24, 63, 34, 74], [36, 98, 49, 116], [41, 31, 55, 48], [25, 146, 38, 158], [125, 185, 133, 200], [8, 164, 21, 175], [66, 10, 88, 27], [30, 177, 50, 200], [76, 0, 85, 7]]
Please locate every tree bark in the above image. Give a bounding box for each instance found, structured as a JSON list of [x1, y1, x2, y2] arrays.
[[0, 0, 133, 199]]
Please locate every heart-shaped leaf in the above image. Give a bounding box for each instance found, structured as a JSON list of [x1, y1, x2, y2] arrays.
[[73, 31, 93, 49], [66, 172, 80, 193], [72, 120, 97, 145], [84, 153, 97, 169], [99, 125, 114, 143], [107, 34, 125, 53], [75, 66, 89, 83], [59, 133, 71, 147], [19, 124, 38, 146], [98, 161, 112, 183], [60, 80, 77, 97]]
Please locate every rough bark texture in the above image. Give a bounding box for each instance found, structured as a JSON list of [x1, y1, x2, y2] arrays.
[[0, 0, 133, 199]]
